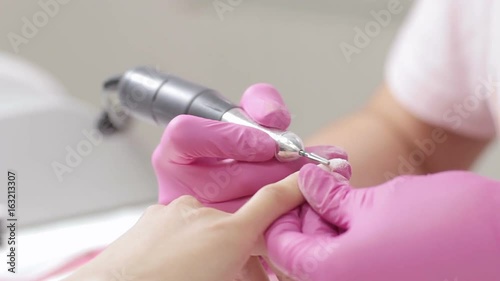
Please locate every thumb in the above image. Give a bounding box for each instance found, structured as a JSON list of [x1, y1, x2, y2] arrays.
[[299, 161, 361, 229], [233, 171, 304, 235], [240, 84, 291, 130]]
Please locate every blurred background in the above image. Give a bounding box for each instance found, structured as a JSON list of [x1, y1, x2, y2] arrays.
[[1, 0, 499, 229], [1, 0, 499, 278]]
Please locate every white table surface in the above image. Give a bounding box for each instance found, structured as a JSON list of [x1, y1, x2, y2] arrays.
[[0, 204, 150, 281]]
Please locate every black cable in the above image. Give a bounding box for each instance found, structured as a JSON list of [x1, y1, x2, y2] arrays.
[[103, 75, 122, 90], [97, 75, 124, 135]]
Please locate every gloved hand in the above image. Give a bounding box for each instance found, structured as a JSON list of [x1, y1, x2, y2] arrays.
[[152, 84, 347, 212], [67, 170, 306, 281], [266, 164, 500, 281]]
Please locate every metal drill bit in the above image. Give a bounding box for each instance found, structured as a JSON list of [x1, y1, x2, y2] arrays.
[[298, 150, 330, 166]]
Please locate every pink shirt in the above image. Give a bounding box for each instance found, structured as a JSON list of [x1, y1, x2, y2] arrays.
[[386, 0, 499, 139]]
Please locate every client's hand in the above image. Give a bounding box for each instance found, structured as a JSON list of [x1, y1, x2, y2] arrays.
[[266, 164, 500, 281], [153, 84, 346, 212], [66, 171, 305, 281]]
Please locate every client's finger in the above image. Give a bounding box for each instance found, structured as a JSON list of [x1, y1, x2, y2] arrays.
[[236, 257, 270, 281], [233, 171, 304, 235], [234, 158, 342, 235]]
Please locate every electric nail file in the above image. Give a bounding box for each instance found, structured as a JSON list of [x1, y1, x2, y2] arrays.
[[99, 66, 330, 165]]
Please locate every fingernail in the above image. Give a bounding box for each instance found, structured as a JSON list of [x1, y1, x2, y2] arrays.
[[310, 146, 347, 160], [260, 98, 289, 115], [326, 158, 351, 179]]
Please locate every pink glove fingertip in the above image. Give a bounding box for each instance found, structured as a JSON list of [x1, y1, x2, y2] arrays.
[[307, 145, 349, 162], [299, 163, 354, 229], [240, 83, 291, 130]]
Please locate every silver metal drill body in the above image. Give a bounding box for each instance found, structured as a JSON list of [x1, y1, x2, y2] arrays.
[[106, 66, 329, 165]]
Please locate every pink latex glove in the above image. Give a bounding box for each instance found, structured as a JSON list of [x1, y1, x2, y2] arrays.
[[266, 164, 500, 281], [152, 84, 347, 212]]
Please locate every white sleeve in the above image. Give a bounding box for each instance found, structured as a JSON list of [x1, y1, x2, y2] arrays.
[[385, 0, 496, 139]]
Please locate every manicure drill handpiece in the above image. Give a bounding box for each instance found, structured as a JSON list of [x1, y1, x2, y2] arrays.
[[110, 66, 330, 165]]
